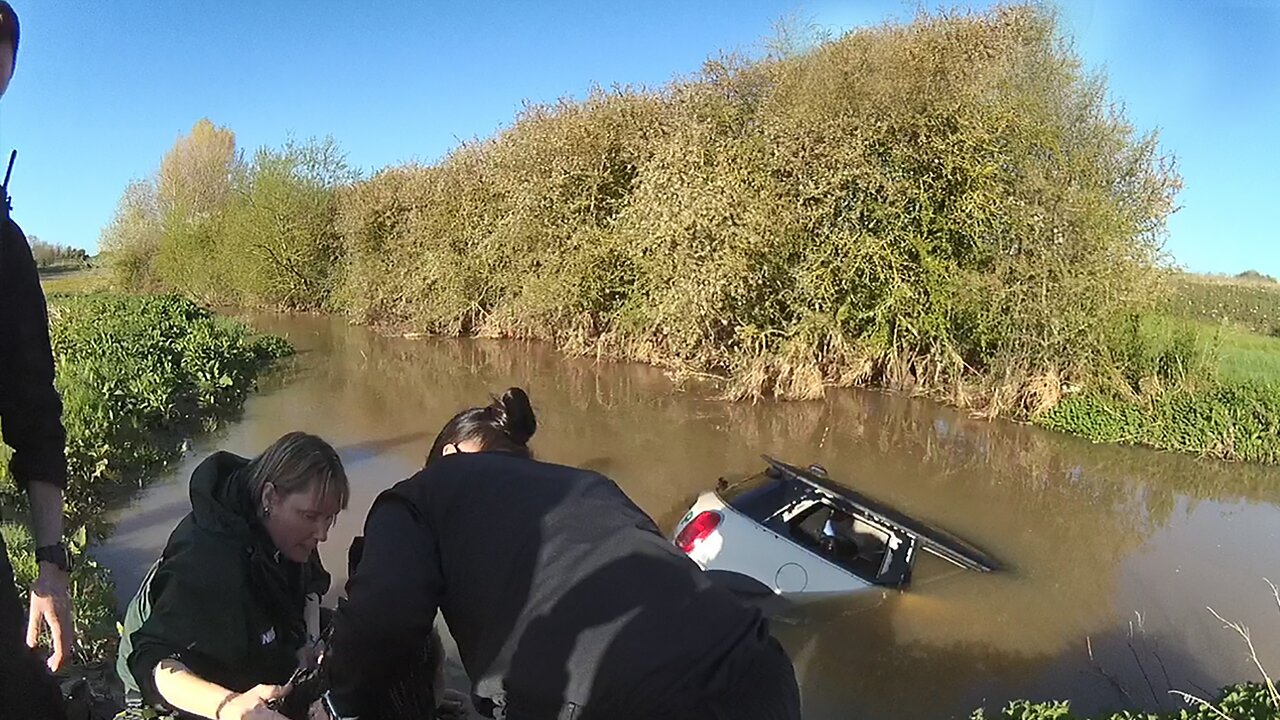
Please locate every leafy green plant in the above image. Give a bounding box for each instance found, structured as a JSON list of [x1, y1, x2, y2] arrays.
[[1038, 382, 1280, 464], [971, 683, 1277, 719], [0, 294, 291, 656]]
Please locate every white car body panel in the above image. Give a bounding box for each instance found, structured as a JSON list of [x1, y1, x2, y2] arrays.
[[675, 491, 877, 602]]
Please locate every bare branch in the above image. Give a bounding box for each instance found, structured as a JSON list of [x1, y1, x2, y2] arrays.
[[1207, 605, 1280, 710], [1085, 635, 1136, 705], [1169, 690, 1233, 720]]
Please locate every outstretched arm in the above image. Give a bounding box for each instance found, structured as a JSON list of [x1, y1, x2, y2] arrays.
[[154, 659, 288, 720], [324, 496, 444, 717], [25, 480, 71, 670], [0, 221, 73, 670]]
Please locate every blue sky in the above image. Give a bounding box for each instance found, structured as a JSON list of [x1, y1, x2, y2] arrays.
[[1, 1, 1275, 276]]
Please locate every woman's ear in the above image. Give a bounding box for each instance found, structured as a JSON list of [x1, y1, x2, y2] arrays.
[[261, 481, 279, 515]]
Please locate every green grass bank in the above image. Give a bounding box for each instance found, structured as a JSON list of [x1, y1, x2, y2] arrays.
[[1, 293, 292, 662], [1035, 275, 1280, 463]]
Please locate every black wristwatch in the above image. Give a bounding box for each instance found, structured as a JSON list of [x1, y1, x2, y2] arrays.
[[34, 542, 73, 572]]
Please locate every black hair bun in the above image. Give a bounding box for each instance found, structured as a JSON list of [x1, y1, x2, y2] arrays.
[[490, 387, 537, 446]]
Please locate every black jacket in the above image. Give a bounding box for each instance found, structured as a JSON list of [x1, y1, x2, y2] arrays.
[[0, 217, 66, 490], [327, 452, 771, 720], [117, 452, 330, 708]]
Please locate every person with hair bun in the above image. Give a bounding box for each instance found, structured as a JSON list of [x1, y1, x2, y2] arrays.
[[317, 388, 800, 720], [424, 386, 538, 464]]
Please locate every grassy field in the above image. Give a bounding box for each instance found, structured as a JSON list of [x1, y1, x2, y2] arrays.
[[1171, 273, 1280, 384], [1213, 322, 1280, 384], [1168, 272, 1280, 337], [38, 265, 113, 296]]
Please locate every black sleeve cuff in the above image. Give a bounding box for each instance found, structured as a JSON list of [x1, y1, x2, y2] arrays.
[[128, 645, 184, 708], [10, 451, 68, 491]]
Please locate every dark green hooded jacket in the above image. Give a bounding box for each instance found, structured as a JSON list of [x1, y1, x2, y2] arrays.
[[116, 451, 330, 709]]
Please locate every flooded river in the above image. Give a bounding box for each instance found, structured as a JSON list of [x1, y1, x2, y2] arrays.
[[94, 314, 1280, 719]]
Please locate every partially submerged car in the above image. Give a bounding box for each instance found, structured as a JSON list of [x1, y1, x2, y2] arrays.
[[673, 456, 999, 603]]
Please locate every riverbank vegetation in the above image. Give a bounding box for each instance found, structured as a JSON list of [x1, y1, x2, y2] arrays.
[[0, 294, 291, 661], [972, 591, 1280, 719], [972, 682, 1277, 719], [1040, 275, 1280, 463], [95, 2, 1277, 466]]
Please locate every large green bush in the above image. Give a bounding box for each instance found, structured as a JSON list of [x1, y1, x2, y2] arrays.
[[332, 5, 1178, 406], [105, 5, 1180, 409], [102, 128, 353, 311], [1, 294, 292, 658]]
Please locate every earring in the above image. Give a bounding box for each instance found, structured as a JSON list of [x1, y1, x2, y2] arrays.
[[263, 505, 272, 519]]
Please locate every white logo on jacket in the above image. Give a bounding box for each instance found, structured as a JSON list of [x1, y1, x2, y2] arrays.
[[261, 627, 276, 645]]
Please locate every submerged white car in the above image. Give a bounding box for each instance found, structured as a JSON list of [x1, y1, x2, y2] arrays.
[[673, 456, 999, 604]]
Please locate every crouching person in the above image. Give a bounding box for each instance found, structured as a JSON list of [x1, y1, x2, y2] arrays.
[[115, 433, 348, 720], [313, 388, 801, 720]]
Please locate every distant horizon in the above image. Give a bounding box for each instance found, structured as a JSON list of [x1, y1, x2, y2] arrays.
[[3, 1, 1275, 278]]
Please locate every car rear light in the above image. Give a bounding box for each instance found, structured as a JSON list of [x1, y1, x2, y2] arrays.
[[676, 511, 722, 553]]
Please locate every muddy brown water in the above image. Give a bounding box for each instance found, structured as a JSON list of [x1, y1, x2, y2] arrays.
[[93, 314, 1280, 720]]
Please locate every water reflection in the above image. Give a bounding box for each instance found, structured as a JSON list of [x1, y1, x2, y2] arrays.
[[96, 315, 1280, 720]]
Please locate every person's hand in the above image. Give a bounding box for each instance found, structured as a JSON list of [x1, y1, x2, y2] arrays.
[[307, 697, 350, 720], [296, 641, 320, 671], [219, 684, 289, 720], [27, 562, 74, 671]]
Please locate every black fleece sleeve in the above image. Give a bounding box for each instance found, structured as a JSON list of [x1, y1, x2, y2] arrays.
[[326, 496, 443, 716], [0, 219, 67, 490], [126, 557, 249, 706]]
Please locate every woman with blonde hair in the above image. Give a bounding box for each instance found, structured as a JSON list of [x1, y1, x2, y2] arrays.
[[116, 432, 349, 720]]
